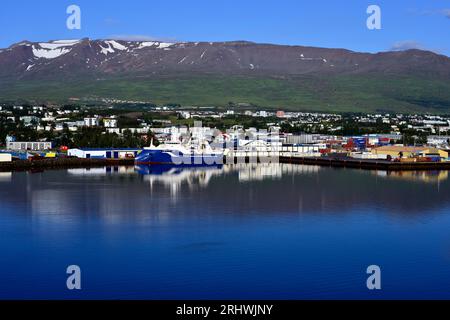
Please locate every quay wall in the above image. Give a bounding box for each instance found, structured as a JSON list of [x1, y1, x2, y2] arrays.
[[0, 158, 135, 172], [2, 156, 450, 172], [279, 156, 450, 171]]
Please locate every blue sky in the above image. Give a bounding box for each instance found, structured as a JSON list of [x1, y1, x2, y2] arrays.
[[0, 0, 449, 55]]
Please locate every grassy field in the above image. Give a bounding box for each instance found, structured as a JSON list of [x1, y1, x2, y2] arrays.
[[1, 74, 449, 113]]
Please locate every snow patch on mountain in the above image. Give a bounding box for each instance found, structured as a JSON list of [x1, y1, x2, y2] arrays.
[[39, 41, 80, 50], [105, 40, 127, 51], [138, 41, 158, 49], [99, 42, 115, 55], [16, 42, 31, 47], [32, 45, 72, 59], [137, 41, 175, 50], [158, 42, 175, 49], [30, 40, 81, 59]]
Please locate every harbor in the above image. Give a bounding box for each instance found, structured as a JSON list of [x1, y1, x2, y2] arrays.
[[4, 105, 450, 174], [3, 151, 450, 172], [2, 130, 450, 172]]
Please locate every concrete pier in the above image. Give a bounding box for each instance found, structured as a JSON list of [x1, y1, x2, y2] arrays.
[[0, 158, 135, 172], [280, 156, 450, 171]]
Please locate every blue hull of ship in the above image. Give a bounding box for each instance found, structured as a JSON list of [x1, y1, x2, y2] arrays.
[[135, 149, 223, 165]]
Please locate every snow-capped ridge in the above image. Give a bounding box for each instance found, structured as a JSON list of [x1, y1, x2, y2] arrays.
[[1, 38, 448, 83], [30, 40, 81, 59], [137, 41, 176, 50], [105, 40, 127, 51], [32, 45, 72, 59]]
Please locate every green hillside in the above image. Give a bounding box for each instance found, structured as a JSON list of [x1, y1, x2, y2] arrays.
[[1, 74, 450, 113]]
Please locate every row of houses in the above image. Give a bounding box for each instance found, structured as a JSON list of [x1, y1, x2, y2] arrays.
[[6, 141, 53, 151]]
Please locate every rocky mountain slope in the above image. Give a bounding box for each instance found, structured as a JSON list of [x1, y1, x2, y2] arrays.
[[0, 39, 449, 112]]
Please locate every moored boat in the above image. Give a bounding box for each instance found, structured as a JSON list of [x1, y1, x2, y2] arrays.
[[135, 140, 224, 165]]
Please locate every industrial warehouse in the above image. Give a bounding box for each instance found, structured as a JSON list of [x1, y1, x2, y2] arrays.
[[67, 148, 141, 159]]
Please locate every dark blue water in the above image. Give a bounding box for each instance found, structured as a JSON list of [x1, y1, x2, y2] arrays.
[[0, 165, 449, 299]]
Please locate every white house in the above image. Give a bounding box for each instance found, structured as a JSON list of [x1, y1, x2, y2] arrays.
[[84, 117, 100, 127], [103, 118, 118, 128], [106, 128, 121, 134]]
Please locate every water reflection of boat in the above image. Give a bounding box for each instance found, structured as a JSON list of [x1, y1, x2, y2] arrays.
[[0, 172, 12, 182], [135, 164, 223, 176], [135, 164, 224, 193]]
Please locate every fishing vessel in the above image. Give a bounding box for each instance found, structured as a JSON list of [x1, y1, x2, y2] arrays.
[[135, 140, 224, 165]]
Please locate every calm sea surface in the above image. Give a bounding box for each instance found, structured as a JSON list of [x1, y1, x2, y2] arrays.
[[0, 164, 449, 299]]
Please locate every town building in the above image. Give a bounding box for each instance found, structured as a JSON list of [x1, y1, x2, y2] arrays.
[[103, 118, 118, 128], [179, 111, 191, 119], [0, 153, 12, 162], [427, 135, 450, 147], [20, 116, 40, 126], [106, 128, 121, 134], [67, 148, 141, 159], [371, 146, 448, 159], [84, 117, 100, 127], [7, 141, 52, 151]]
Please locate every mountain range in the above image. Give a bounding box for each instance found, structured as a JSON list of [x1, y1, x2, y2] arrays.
[[0, 38, 449, 113]]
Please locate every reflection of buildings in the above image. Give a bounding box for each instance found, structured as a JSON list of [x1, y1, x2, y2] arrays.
[[233, 163, 320, 182], [237, 163, 283, 181], [63, 164, 449, 186], [68, 166, 136, 176], [2, 163, 450, 224], [136, 163, 322, 191], [20, 169, 158, 223], [374, 170, 449, 183], [0, 172, 12, 182], [31, 189, 75, 216]]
